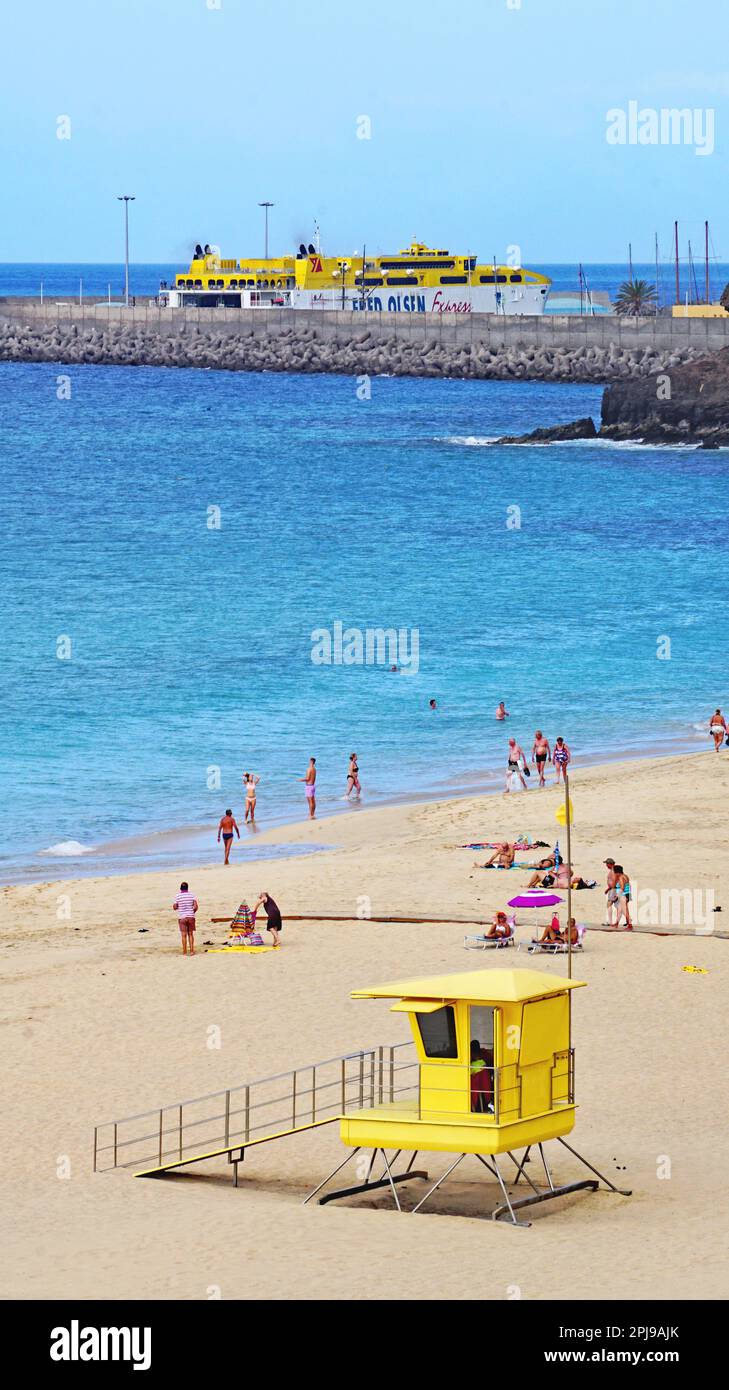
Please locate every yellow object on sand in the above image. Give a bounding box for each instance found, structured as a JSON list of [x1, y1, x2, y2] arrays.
[[555, 799, 574, 826], [682, 965, 708, 974], [341, 968, 585, 1158], [208, 945, 276, 954]]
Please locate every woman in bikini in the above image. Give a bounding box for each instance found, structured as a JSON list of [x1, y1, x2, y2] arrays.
[[709, 709, 727, 752], [552, 737, 571, 785], [345, 753, 361, 800], [243, 772, 260, 822], [613, 865, 633, 930]]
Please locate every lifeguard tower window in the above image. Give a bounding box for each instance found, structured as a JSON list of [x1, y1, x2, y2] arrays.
[[417, 1005, 458, 1059]]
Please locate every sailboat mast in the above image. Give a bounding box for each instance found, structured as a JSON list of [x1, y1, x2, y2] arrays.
[[705, 220, 710, 304], [674, 221, 680, 305]]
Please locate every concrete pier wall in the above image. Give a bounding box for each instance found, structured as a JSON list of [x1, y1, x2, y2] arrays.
[[3, 299, 729, 350], [2, 301, 728, 383]]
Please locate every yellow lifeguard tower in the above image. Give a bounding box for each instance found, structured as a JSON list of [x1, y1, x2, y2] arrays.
[[306, 967, 631, 1225]]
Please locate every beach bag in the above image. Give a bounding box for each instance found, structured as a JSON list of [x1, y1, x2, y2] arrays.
[[246, 933, 264, 946]]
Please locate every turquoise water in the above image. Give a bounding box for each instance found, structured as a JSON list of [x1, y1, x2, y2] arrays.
[[1, 360, 725, 883]]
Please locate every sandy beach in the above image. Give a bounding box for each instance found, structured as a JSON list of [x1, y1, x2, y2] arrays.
[[3, 749, 728, 1301]]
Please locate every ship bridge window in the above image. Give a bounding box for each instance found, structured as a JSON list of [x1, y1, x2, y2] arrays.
[[480, 274, 507, 284], [440, 275, 468, 284], [385, 276, 420, 286], [380, 259, 455, 270], [356, 276, 384, 287], [510, 274, 523, 283], [194, 280, 203, 288]]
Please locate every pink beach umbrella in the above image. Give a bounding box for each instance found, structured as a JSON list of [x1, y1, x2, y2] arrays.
[[507, 892, 564, 909], [507, 889, 564, 937]]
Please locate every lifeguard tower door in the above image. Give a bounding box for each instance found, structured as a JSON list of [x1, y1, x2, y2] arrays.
[[415, 1004, 468, 1119], [519, 994, 569, 1116]]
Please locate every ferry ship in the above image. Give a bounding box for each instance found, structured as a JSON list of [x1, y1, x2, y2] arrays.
[[160, 240, 550, 315]]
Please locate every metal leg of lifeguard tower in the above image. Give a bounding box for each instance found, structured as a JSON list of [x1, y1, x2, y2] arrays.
[[409, 1141, 631, 1227], [303, 1148, 429, 1208]]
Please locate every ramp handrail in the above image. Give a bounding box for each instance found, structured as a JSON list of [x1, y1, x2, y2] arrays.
[[93, 1042, 416, 1173]]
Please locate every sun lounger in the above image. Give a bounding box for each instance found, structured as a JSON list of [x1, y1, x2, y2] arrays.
[[526, 926, 586, 954], [464, 930, 516, 951]]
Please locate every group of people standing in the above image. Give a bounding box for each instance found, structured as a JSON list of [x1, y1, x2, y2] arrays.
[[171, 883, 283, 953], [504, 732, 571, 792], [604, 857, 632, 929], [216, 754, 362, 854]]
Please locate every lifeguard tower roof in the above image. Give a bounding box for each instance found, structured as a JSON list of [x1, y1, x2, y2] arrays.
[[351, 968, 586, 1005]]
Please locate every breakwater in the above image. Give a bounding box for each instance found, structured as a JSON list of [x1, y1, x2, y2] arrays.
[[2, 302, 728, 383]]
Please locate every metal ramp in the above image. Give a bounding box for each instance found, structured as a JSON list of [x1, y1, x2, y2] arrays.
[[93, 1043, 416, 1183]]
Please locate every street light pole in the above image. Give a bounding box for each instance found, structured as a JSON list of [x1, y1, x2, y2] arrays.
[[117, 195, 135, 306], [258, 201, 274, 259]]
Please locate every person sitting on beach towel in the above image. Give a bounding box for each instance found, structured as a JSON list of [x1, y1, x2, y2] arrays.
[[482, 842, 516, 868], [527, 862, 572, 889]]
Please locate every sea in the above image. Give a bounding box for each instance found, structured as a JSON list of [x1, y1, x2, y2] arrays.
[[1, 263, 727, 884]]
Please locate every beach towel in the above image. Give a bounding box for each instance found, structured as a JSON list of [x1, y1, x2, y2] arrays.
[[479, 863, 535, 870], [462, 839, 549, 851]]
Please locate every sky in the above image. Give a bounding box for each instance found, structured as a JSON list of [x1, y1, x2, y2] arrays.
[[1, 0, 726, 265]]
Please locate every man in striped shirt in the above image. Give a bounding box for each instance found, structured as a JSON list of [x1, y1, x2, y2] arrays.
[[172, 881, 199, 955]]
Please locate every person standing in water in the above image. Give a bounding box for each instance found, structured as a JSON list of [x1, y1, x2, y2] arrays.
[[495, 701, 510, 721], [552, 737, 571, 784], [217, 809, 240, 864], [345, 753, 361, 799], [243, 771, 260, 822], [531, 730, 551, 787], [709, 709, 727, 752], [505, 737, 528, 792], [300, 757, 317, 818]]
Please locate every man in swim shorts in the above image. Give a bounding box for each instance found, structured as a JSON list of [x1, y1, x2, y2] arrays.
[[481, 842, 516, 868], [505, 738, 528, 792], [172, 881, 198, 956], [301, 757, 317, 818], [217, 809, 240, 865], [603, 858, 618, 926], [531, 730, 551, 787]]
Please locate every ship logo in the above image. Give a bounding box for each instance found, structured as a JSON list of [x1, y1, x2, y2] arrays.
[[309, 255, 323, 273]]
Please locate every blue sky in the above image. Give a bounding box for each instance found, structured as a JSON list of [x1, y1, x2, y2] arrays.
[[1, 0, 726, 264]]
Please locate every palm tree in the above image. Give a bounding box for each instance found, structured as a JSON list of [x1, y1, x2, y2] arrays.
[[614, 279, 659, 317]]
